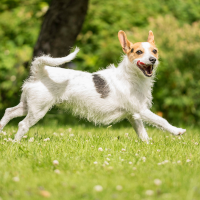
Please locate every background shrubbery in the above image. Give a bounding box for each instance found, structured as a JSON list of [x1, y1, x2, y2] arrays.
[[0, 0, 200, 126]]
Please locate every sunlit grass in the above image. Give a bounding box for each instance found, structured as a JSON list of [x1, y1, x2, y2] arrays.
[[0, 124, 200, 200]]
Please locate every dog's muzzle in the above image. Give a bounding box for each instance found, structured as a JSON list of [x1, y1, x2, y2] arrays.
[[137, 61, 154, 77]]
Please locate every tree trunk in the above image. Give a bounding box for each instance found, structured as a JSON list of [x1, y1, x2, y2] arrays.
[[33, 0, 88, 64]]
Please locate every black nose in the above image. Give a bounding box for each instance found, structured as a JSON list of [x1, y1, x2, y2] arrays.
[[149, 57, 156, 64]]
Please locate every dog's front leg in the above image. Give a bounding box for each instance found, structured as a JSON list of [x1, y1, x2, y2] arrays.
[[139, 109, 186, 135], [127, 116, 149, 143]]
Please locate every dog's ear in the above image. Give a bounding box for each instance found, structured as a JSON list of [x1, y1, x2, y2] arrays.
[[147, 30, 155, 44], [118, 30, 131, 54]]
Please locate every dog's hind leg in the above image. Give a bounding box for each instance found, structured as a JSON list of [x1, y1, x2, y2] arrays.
[[127, 116, 149, 143], [0, 102, 27, 132], [14, 104, 52, 141]]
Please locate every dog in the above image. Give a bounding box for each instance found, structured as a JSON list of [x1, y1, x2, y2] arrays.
[[0, 30, 186, 142]]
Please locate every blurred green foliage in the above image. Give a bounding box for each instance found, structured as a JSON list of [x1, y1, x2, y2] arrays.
[[0, 0, 200, 126]]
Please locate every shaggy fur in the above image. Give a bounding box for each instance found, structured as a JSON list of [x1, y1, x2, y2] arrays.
[[0, 30, 186, 142]]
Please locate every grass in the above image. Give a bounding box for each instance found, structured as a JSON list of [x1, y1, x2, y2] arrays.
[[0, 123, 200, 200]]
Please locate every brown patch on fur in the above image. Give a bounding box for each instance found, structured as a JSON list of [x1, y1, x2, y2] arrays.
[[149, 45, 159, 59], [127, 42, 145, 62], [92, 74, 110, 98]]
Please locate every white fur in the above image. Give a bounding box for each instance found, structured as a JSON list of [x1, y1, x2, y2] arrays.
[[0, 46, 186, 142]]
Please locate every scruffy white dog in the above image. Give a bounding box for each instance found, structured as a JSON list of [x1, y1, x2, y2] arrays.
[[0, 30, 186, 141]]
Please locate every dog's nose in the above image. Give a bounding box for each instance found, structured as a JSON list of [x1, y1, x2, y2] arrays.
[[149, 57, 156, 64]]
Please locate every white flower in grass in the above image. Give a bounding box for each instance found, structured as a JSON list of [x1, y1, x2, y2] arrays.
[[104, 161, 109, 165], [94, 185, 103, 192], [154, 179, 162, 186], [135, 153, 139, 156], [69, 134, 74, 137], [23, 135, 27, 138], [142, 157, 146, 162], [13, 177, 20, 182], [164, 160, 169, 164], [98, 147, 103, 152], [135, 140, 138, 143], [121, 148, 126, 152], [116, 185, 123, 191], [2, 131, 7, 135], [194, 142, 198, 145], [157, 149, 161, 152], [29, 137, 34, 142], [132, 167, 137, 170], [186, 159, 191, 162], [108, 154, 111, 157], [7, 138, 12, 142], [3, 138, 7, 141], [44, 138, 50, 142], [157, 163, 162, 165], [53, 160, 59, 166], [124, 133, 129, 137], [177, 160, 181, 164], [93, 161, 98, 165], [54, 169, 60, 174], [145, 190, 154, 196], [60, 133, 64, 136], [166, 136, 169, 138], [129, 162, 133, 165], [106, 158, 110, 161]]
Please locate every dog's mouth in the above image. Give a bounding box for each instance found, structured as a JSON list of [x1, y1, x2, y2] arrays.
[[137, 61, 154, 77]]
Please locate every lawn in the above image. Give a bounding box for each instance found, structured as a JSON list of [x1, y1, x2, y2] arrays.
[[0, 123, 200, 200]]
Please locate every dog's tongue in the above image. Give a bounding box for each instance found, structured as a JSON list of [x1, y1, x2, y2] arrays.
[[137, 61, 145, 66]]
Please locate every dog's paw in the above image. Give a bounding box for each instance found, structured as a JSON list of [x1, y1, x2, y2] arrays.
[[173, 127, 186, 136], [14, 134, 22, 141]]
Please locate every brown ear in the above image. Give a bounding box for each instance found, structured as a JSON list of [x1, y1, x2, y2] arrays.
[[147, 30, 155, 44], [118, 30, 131, 54]]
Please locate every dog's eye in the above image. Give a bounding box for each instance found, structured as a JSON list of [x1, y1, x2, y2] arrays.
[[131, 48, 134, 53], [136, 50, 143, 55], [152, 49, 157, 54]]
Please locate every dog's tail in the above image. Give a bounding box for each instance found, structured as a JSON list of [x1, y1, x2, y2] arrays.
[[30, 47, 80, 77]]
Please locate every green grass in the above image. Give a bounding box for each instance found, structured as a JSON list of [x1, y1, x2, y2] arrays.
[[0, 124, 200, 200]]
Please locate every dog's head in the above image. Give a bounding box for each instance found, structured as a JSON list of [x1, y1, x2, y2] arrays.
[[118, 30, 158, 77]]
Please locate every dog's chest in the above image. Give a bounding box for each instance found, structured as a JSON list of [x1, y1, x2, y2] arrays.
[[129, 81, 152, 108]]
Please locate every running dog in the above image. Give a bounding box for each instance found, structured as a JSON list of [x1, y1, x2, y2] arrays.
[[0, 30, 186, 142]]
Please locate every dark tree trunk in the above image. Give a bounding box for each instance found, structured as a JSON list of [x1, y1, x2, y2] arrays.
[[33, 0, 89, 62]]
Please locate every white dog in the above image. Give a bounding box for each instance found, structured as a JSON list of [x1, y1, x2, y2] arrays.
[[0, 30, 186, 141]]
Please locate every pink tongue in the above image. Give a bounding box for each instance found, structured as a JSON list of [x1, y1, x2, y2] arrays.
[[137, 61, 145, 65]]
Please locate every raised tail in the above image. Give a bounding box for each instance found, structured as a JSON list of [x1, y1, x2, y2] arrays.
[[30, 47, 79, 77]]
